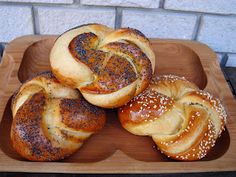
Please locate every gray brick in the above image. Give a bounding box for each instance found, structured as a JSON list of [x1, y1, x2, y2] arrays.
[[165, 0, 236, 15], [0, 5, 34, 42], [80, 0, 160, 8], [122, 10, 197, 39], [226, 54, 236, 67], [197, 15, 236, 53], [0, 0, 73, 3], [36, 7, 115, 34]]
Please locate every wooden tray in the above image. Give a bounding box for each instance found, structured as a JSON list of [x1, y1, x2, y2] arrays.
[[0, 35, 235, 173]]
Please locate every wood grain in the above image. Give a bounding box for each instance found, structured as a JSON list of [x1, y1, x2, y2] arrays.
[[0, 35, 235, 173]]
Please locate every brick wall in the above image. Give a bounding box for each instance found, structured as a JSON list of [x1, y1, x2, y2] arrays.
[[0, 0, 236, 66]]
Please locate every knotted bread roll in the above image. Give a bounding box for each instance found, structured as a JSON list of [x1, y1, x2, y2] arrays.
[[118, 75, 227, 161], [50, 24, 155, 108], [11, 72, 106, 161]]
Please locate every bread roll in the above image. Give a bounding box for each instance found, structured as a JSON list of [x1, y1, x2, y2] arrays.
[[11, 71, 106, 161], [50, 23, 155, 108], [118, 75, 227, 161]]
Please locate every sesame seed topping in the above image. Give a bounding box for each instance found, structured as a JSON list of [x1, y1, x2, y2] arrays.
[[119, 74, 227, 161]]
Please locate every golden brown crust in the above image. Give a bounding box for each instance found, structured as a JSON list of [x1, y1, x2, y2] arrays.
[[51, 68, 78, 88], [183, 90, 227, 126], [119, 90, 174, 125], [11, 72, 106, 161], [68, 32, 104, 74], [102, 42, 153, 95], [60, 97, 106, 132], [149, 75, 199, 99], [80, 55, 137, 94], [118, 74, 227, 161], [50, 24, 154, 108], [114, 28, 148, 40], [11, 91, 72, 161], [154, 109, 216, 161]]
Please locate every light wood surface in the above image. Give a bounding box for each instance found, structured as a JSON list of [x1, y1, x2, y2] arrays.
[[0, 35, 235, 173]]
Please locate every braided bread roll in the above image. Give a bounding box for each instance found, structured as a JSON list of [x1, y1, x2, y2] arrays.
[[50, 24, 155, 108], [118, 75, 227, 161], [11, 72, 106, 161]]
